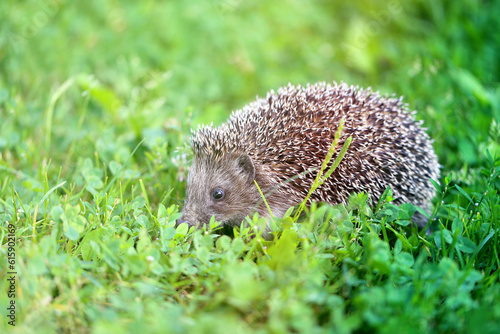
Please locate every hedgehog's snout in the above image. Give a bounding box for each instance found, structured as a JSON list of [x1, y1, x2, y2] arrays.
[[177, 200, 207, 228], [177, 203, 199, 227]]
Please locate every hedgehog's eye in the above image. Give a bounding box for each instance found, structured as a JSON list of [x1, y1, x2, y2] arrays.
[[212, 188, 225, 201]]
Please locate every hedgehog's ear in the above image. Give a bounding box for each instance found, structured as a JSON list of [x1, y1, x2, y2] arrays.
[[236, 154, 255, 184]]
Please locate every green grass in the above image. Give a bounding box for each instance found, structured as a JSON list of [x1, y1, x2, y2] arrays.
[[1, 0, 500, 333]]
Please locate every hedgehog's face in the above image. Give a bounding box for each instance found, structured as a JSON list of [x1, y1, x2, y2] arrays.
[[178, 152, 261, 230]]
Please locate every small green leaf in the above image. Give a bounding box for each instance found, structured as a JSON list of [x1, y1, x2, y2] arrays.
[[395, 252, 414, 267], [64, 225, 80, 241], [393, 239, 402, 256], [394, 219, 411, 226], [456, 237, 476, 253], [196, 247, 210, 264], [231, 238, 246, 255], [162, 227, 176, 241], [431, 179, 442, 193], [175, 223, 189, 236], [216, 235, 232, 251], [121, 226, 133, 235], [86, 175, 104, 189], [136, 215, 149, 228], [109, 161, 122, 175], [157, 204, 168, 219], [434, 229, 453, 248], [51, 206, 65, 222], [398, 203, 416, 220], [451, 218, 464, 235], [131, 196, 146, 210]]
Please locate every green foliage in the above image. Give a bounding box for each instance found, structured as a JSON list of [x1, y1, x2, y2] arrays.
[[1, 0, 499, 333]]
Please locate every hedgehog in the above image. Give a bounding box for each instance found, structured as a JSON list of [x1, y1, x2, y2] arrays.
[[178, 82, 440, 237]]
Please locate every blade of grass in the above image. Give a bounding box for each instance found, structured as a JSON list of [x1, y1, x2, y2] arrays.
[[293, 119, 352, 221], [45, 77, 75, 152]]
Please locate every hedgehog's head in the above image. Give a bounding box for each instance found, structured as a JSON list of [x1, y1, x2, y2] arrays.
[[177, 150, 261, 230], [177, 126, 263, 231]]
